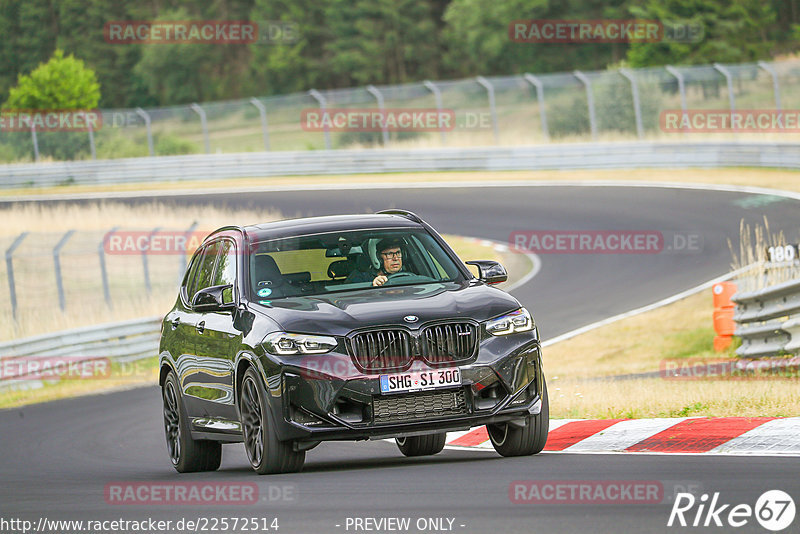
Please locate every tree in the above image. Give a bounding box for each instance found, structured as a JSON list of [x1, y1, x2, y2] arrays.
[[4, 49, 100, 110], [626, 0, 779, 67]]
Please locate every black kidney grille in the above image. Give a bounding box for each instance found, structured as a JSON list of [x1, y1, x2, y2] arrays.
[[349, 329, 413, 372], [419, 322, 478, 365], [373, 388, 467, 424]]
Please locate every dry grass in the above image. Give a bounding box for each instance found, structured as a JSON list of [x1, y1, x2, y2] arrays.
[[0, 202, 521, 341], [2, 168, 800, 197], [549, 377, 800, 419], [544, 291, 717, 378], [544, 288, 800, 418]]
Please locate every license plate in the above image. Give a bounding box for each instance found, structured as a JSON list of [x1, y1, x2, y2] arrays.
[[380, 368, 461, 394]]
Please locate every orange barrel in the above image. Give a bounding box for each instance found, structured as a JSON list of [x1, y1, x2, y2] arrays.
[[713, 335, 733, 352], [713, 308, 735, 336], [712, 281, 737, 309]]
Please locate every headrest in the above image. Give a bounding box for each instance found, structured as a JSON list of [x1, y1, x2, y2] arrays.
[[252, 254, 283, 289], [327, 259, 353, 278]]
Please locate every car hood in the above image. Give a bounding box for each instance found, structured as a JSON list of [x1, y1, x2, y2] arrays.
[[250, 281, 521, 337]]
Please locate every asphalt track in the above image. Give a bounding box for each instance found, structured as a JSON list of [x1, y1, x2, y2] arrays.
[[2, 183, 800, 533]]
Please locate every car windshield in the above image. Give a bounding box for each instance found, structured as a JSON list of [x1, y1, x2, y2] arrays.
[[249, 228, 464, 300]]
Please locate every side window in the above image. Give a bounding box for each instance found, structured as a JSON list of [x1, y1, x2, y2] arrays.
[[190, 242, 219, 302], [212, 240, 237, 304], [183, 250, 202, 299]]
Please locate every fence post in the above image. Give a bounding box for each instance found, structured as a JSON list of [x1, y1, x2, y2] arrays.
[[619, 68, 644, 140], [713, 63, 736, 131], [85, 111, 97, 160], [423, 80, 447, 145], [476, 76, 499, 144], [665, 65, 688, 137], [135, 107, 155, 156], [366, 85, 389, 147], [190, 103, 210, 154], [573, 70, 597, 140], [53, 229, 75, 311], [308, 89, 332, 150], [523, 73, 549, 142], [757, 61, 782, 112], [249, 98, 270, 151], [31, 124, 40, 162], [99, 227, 118, 310], [5, 232, 28, 320], [142, 226, 161, 294], [179, 221, 199, 284]]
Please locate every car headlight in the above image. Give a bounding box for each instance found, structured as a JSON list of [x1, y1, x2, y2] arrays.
[[485, 308, 535, 336], [264, 332, 338, 355]]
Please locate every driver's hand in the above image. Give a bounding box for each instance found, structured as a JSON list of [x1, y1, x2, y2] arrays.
[[372, 275, 388, 287]]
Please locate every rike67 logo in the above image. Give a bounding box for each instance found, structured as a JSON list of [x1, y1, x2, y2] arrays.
[[668, 490, 795, 531]]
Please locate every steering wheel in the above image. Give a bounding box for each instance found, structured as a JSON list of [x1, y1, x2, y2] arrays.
[[385, 271, 415, 283]]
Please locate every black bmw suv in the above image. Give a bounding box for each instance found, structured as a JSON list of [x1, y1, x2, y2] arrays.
[[159, 210, 548, 474]]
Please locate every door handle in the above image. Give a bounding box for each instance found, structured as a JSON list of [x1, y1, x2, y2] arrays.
[[170, 318, 180, 330], [196, 321, 206, 334]]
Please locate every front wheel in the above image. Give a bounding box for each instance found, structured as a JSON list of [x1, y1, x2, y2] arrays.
[[239, 367, 305, 474], [487, 377, 549, 457], [396, 433, 447, 457], [162, 371, 222, 473]]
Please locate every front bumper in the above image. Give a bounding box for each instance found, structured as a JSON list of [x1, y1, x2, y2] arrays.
[[267, 338, 543, 443]]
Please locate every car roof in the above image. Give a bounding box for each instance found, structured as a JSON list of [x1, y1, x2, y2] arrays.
[[242, 213, 423, 242]]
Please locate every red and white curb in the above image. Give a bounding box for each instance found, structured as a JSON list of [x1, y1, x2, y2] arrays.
[[445, 417, 800, 456]]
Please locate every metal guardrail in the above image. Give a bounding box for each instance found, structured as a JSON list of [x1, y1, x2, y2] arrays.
[[733, 277, 800, 358], [2, 142, 800, 189], [0, 316, 161, 390]]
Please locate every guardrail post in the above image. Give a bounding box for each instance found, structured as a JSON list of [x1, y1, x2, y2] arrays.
[[31, 124, 40, 162], [476, 76, 499, 144], [99, 227, 118, 310], [713, 63, 736, 131], [423, 80, 447, 145], [573, 70, 597, 140], [619, 68, 644, 140], [366, 85, 389, 146], [179, 221, 199, 283], [53, 229, 75, 311], [665, 66, 688, 137], [5, 232, 28, 320], [308, 89, 332, 150], [135, 107, 155, 156], [249, 98, 270, 151], [190, 103, 211, 154], [142, 226, 160, 294], [523, 73, 549, 142], [757, 61, 782, 111]]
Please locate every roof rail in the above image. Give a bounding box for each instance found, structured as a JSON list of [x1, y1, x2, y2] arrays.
[[376, 209, 424, 224]]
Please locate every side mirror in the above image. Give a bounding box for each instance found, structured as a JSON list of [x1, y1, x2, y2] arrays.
[[192, 284, 236, 311], [465, 260, 507, 285]]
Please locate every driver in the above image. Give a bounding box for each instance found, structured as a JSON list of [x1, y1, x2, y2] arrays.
[[346, 237, 406, 286]]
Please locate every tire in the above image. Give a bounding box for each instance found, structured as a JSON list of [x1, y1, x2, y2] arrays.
[[395, 433, 447, 457], [487, 376, 549, 457], [162, 371, 222, 473], [239, 367, 305, 474]]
